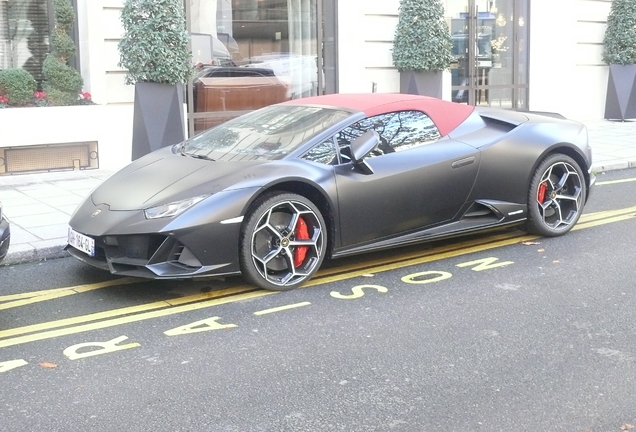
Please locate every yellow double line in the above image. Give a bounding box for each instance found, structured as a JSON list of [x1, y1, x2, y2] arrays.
[[0, 204, 634, 349]]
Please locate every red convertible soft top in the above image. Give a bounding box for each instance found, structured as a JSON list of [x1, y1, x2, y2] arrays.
[[287, 93, 475, 137]]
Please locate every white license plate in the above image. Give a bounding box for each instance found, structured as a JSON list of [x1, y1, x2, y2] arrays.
[[68, 227, 95, 257]]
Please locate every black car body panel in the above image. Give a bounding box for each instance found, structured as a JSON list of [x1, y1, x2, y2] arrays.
[[66, 94, 595, 281]]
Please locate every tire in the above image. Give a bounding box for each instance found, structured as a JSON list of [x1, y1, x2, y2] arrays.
[[239, 193, 326, 291], [526, 154, 586, 237]]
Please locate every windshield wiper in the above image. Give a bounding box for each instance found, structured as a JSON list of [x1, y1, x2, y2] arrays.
[[186, 153, 215, 161]]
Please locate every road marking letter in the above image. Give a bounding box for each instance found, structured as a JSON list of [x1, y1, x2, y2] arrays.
[[164, 317, 237, 336], [456, 257, 514, 272], [402, 271, 452, 284], [63, 335, 140, 360], [330, 285, 388, 299], [0, 359, 28, 373]]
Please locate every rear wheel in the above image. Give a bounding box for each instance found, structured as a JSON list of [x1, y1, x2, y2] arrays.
[[239, 193, 326, 291], [526, 154, 585, 236]]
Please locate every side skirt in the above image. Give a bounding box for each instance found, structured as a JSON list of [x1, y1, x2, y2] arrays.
[[332, 200, 527, 258]]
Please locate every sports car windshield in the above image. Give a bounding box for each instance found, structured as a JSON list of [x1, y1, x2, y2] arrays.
[[182, 105, 352, 161]]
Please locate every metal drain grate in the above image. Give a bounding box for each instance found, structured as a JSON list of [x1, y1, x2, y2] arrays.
[[0, 142, 99, 175]]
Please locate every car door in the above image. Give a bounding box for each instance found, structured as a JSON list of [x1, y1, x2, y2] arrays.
[[334, 110, 480, 248]]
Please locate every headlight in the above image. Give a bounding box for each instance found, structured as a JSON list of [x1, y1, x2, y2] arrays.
[[144, 195, 208, 219]]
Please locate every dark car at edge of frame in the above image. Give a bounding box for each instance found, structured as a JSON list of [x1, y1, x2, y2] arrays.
[[0, 201, 10, 263], [66, 93, 595, 291]]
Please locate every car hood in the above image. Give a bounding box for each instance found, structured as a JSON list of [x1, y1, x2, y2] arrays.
[[91, 148, 264, 211]]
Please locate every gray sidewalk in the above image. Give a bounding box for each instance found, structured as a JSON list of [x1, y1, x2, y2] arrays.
[[1, 119, 635, 266]]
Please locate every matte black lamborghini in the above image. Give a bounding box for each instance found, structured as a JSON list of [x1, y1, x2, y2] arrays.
[[66, 93, 594, 290]]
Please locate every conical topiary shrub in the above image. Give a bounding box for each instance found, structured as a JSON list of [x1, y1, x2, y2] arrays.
[[118, 0, 192, 85], [42, 0, 83, 106], [602, 0, 636, 65], [392, 0, 453, 98], [392, 0, 453, 73]]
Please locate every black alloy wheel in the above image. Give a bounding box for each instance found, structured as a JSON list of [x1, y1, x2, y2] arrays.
[[526, 153, 586, 237], [239, 193, 326, 291]]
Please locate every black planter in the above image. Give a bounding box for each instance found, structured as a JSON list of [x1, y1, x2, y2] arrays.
[[400, 70, 443, 98], [132, 82, 185, 160], [604, 64, 636, 121]]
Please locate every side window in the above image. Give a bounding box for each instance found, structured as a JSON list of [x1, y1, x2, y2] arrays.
[[301, 139, 338, 165], [336, 111, 441, 162]]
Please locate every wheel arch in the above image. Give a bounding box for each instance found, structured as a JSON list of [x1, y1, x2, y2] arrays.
[[531, 144, 592, 202], [243, 180, 337, 258]]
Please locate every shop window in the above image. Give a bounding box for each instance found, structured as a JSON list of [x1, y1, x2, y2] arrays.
[[187, 0, 321, 134], [0, 0, 50, 87]]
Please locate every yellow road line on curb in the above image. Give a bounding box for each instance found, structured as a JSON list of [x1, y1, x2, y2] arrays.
[[0, 278, 139, 303], [314, 232, 523, 278], [574, 213, 635, 230], [2, 205, 634, 304], [0, 290, 78, 311], [306, 234, 540, 287], [0, 204, 634, 348], [579, 205, 636, 223], [0, 291, 274, 349], [0, 286, 256, 339], [0, 236, 537, 347]]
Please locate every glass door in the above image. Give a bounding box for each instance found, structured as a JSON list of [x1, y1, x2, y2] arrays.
[[444, 0, 528, 110]]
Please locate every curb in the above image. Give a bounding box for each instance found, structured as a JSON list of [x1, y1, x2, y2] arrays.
[[592, 160, 636, 173], [2, 241, 68, 266]]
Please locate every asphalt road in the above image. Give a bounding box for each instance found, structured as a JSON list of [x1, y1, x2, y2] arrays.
[[1, 168, 636, 432]]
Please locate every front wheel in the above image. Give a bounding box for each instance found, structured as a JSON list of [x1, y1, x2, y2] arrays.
[[525, 154, 586, 237], [239, 193, 326, 291]]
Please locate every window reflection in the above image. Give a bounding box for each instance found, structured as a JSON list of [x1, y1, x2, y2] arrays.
[[302, 139, 337, 165], [336, 111, 441, 161], [182, 105, 350, 161], [188, 0, 319, 134]]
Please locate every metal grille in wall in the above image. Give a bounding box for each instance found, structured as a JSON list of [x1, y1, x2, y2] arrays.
[[0, 142, 99, 175]]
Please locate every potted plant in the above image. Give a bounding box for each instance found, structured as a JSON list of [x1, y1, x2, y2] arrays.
[[0, 69, 37, 106], [118, 0, 192, 160], [392, 0, 453, 98], [602, 0, 636, 121]]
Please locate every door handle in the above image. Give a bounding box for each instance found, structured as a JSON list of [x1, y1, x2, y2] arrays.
[[452, 156, 476, 169]]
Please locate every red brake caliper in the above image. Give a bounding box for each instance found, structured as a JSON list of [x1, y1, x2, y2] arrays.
[[293, 217, 310, 268], [538, 182, 547, 203]]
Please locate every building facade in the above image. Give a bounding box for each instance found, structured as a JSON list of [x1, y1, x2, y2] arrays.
[[0, 0, 613, 173]]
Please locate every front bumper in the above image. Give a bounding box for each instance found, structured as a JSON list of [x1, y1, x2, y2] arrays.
[[66, 188, 260, 279], [65, 231, 237, 279]]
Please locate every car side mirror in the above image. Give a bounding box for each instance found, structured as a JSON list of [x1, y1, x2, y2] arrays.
[[351, 130, 380, 162], [350, 130, 380, 174]]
